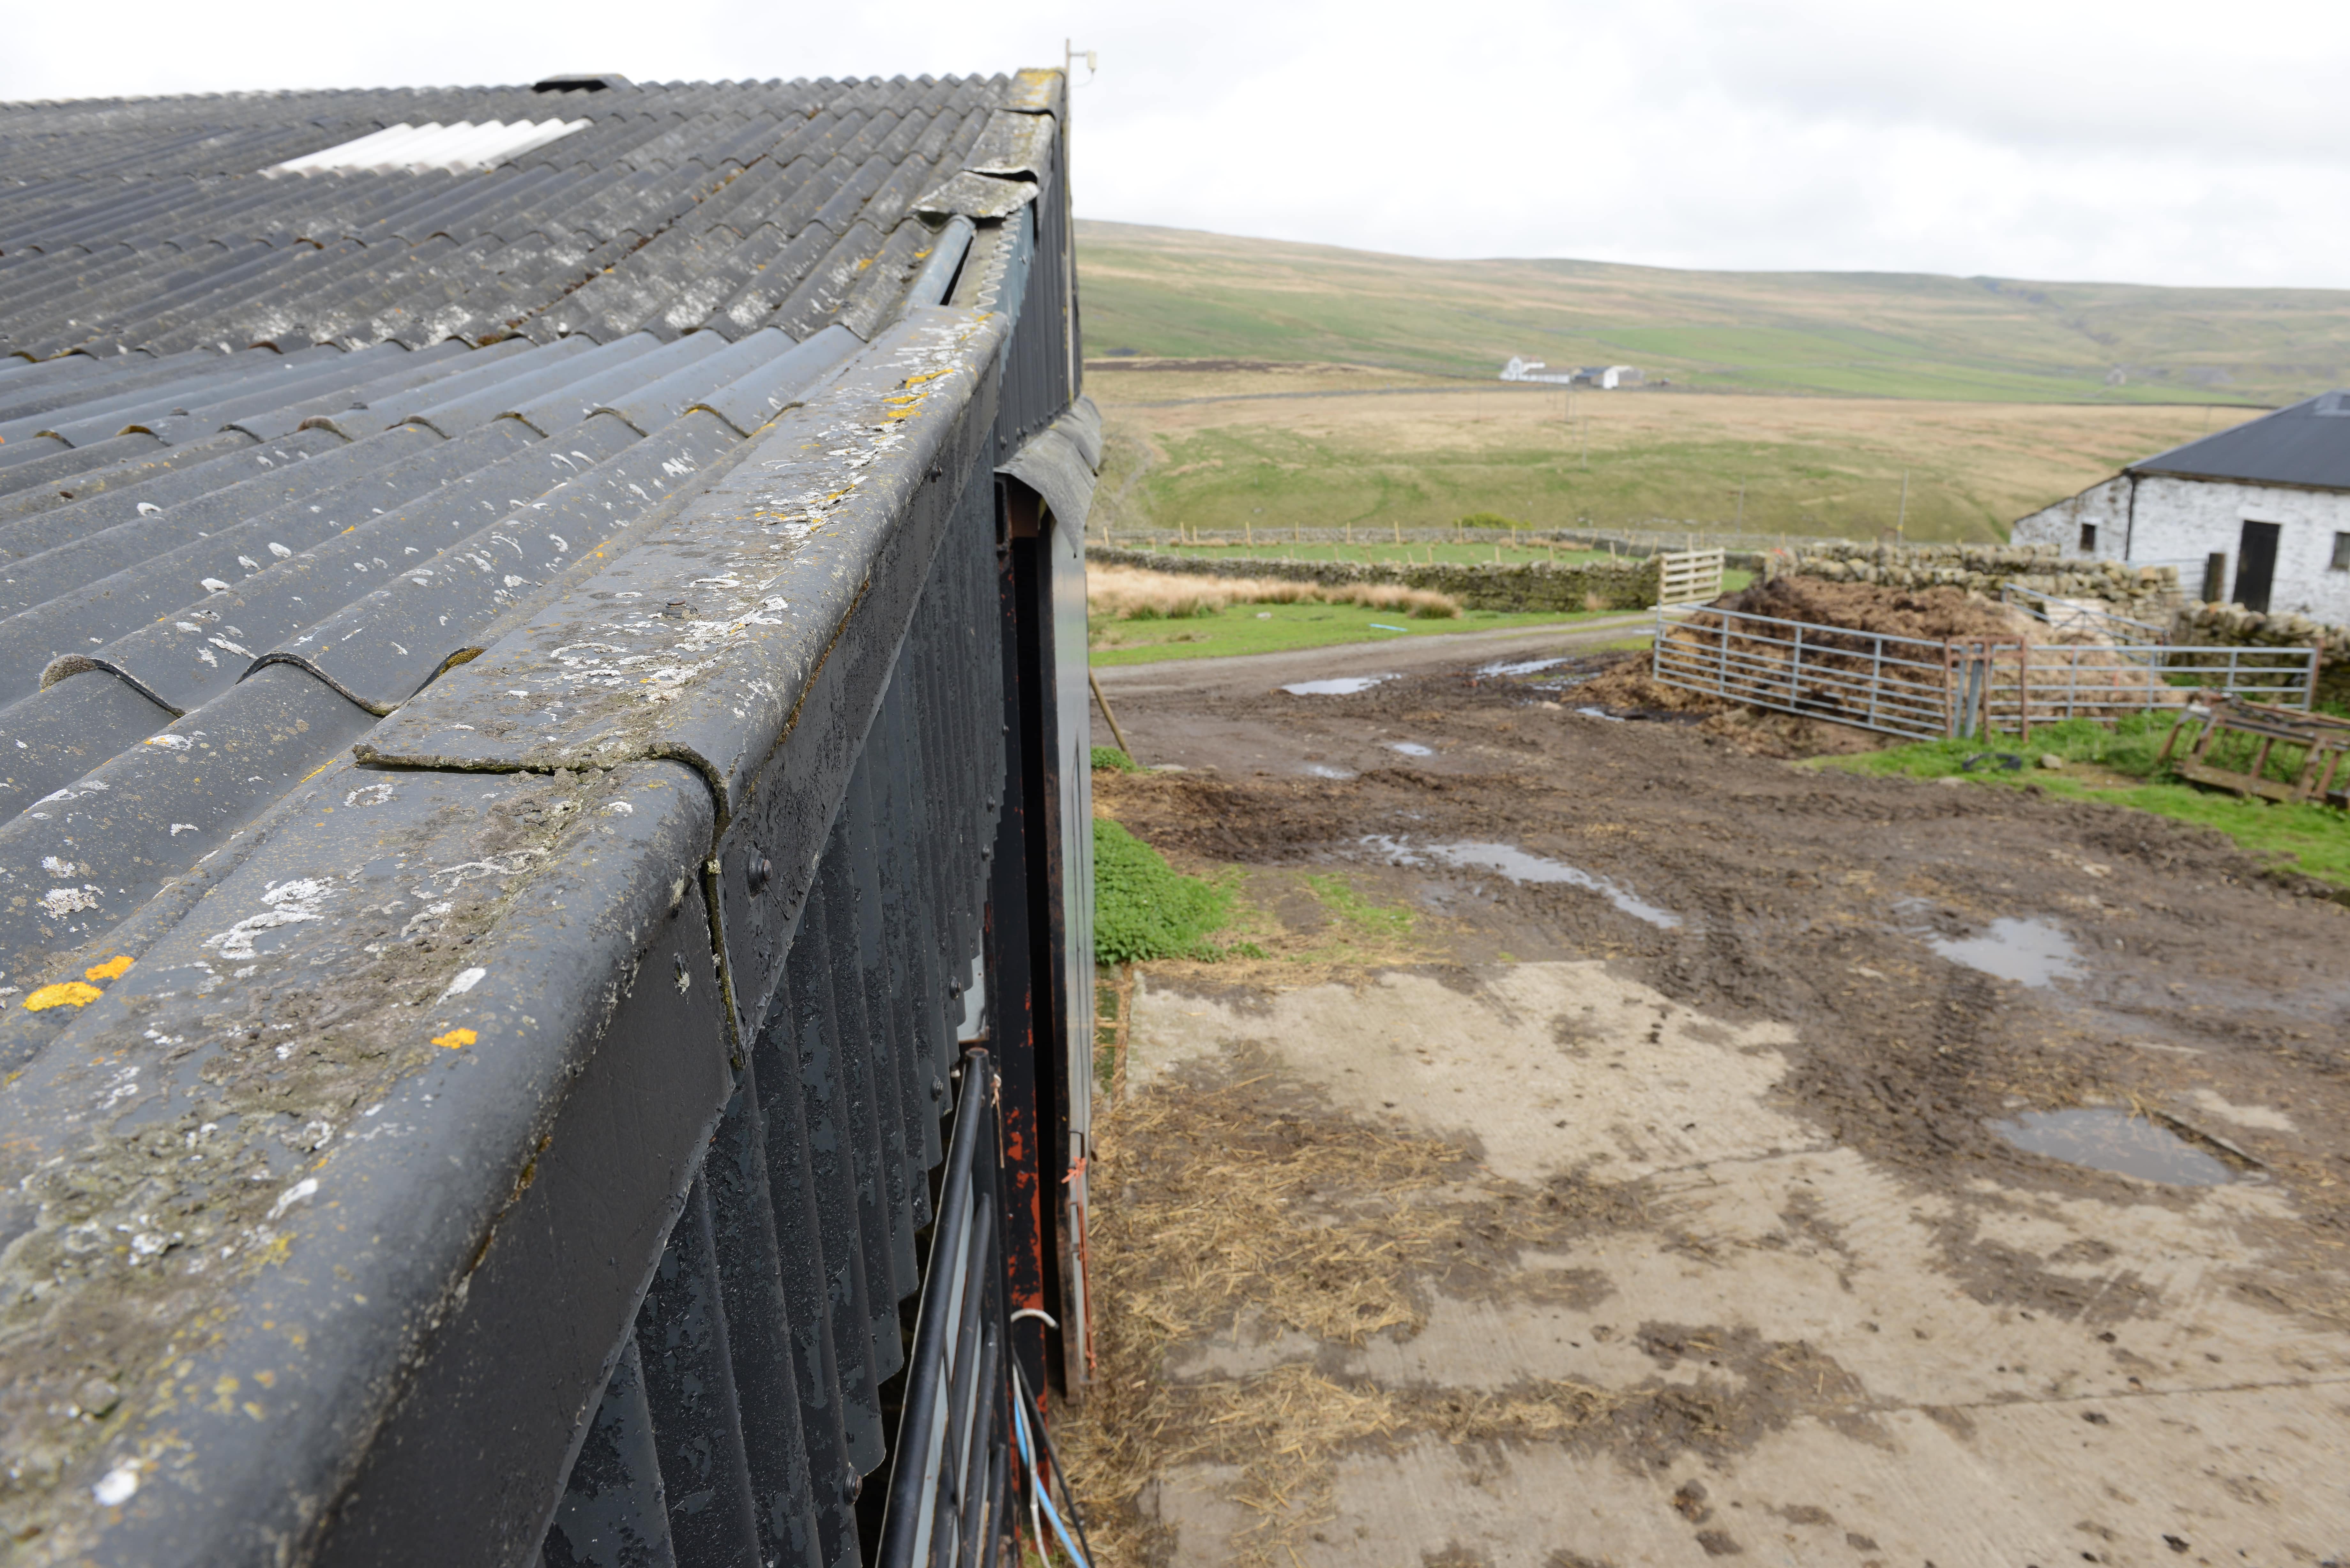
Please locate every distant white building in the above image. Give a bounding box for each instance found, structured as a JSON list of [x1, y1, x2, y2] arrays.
[[1497, 358, 1643, 389], [1500, 356, 1574, 384], [2012, 390, 2350, 621]]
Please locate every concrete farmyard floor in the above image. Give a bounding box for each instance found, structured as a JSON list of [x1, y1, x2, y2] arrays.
[[1109, 962, 2350, 1567], [1068, 646, 2350, 1568]]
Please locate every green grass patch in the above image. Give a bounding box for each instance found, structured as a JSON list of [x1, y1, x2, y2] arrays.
[[1305, 873, 1415, 939], [1117, 421, 2035, 546], [1813, 714, 2350, 889], [1114, 539, 1619, 567], [1089, 599, 1648, 666], [1091, 745, 1140, 773], [1093, 819, 1241, 963]]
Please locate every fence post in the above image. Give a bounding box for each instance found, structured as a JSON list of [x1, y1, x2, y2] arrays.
[[1942, 644, 1953, 739], [2018, 641, 2032, 743], [1865, 631, 1883, 729]]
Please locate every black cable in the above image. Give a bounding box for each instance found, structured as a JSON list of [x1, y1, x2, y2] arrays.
[[1015, 1364, 1096, 1568]]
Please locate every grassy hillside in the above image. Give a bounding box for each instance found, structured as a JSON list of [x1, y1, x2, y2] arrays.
[[1087, 369, 2256, 544], [1076, 221, 2350, 406]]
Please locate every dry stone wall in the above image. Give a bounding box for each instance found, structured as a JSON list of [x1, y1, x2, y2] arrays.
[[1084, 547, 1658, 613], [1776, 541, 2179, 617]]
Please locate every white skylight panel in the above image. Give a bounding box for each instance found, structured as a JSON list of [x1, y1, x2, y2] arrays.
[[268, 118, 589, 176]]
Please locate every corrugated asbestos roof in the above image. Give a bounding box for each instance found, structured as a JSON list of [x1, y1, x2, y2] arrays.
[[0, 72, 1052, 1048], [2131, 388, 2350, 490], [0, 65, 1088, 1557]]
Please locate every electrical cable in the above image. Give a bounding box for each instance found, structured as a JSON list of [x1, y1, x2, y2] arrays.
[[1011, 1377, 1085, 1568], [1014, 1363, 1096, 1568], [1012, 1393, 1044, 1566]]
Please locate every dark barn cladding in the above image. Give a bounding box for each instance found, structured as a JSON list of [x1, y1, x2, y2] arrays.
[[0, 69, 1098, 1566]]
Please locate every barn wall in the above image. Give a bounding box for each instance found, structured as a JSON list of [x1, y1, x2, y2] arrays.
[[2013, 476, 2134, 557], [2015, 474, 2350, 621]]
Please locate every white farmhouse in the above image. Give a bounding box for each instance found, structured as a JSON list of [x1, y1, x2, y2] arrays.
[[1500, 356, 1573, 384], [2013, 390, 2350, 621], [1497, 358, 1645, 389]]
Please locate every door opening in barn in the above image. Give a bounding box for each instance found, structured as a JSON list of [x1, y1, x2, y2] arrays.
[[2235, 520, 2282, 612]]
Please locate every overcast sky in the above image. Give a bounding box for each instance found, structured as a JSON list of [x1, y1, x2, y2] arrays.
[[6, 0, 2345, 290]]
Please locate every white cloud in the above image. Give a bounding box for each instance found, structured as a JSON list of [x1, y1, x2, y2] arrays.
[[4, 0, 2347, 287]]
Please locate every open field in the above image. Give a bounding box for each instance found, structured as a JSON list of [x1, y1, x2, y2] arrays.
[[1078, 220, 2350, 405], [1087, 597, 1644, 667], [1087, 370, 2259, 544], [1121, 541, 1620, 566], [1070, 646, 2350, 1568]]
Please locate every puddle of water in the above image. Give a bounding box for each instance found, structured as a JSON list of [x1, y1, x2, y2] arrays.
[[1990, 1108, 2234, 1186], [1928, 917, 2081, 987], [1575, 706, 1626, 723], [1477, 656, 1569, 676], [1303, 764, 1356, 780], [1281, 675, 1394, 696], [1386, 742, 1433, 757], [1363, 836, 1682, 929]]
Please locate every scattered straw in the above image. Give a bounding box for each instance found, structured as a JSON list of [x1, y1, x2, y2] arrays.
[[1096, 1066, 1462, 1350]]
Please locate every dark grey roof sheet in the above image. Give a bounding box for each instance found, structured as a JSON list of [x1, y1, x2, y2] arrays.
[[0, 72, 1046, 1036], [0, 74, 1028, 359], [2130, 388, 2350, 489], [0, 60, 1089, 1562]]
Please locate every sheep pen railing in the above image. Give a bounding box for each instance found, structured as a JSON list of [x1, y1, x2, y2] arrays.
[[1651, 605, 2319, 741]]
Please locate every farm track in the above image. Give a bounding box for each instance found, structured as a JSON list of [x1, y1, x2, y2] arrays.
[[1068, 654, 2350, 1568]]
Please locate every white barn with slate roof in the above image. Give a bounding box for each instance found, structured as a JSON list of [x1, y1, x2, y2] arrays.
[[2014, 391, 2350, 621]]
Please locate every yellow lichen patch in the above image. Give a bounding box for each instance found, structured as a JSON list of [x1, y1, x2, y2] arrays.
[[84, 954, 133, 982], [432, 1027, 477, 1049], [902, 369, 954, 388], [25, 981, 102, 1011]]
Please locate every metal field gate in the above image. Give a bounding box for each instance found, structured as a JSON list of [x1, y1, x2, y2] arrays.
[[0, 80, 1100, 1568], [1652, 604, 2319, 740]]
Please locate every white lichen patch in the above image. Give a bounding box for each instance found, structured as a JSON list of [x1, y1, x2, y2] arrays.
[[200, 877, 335, 962]]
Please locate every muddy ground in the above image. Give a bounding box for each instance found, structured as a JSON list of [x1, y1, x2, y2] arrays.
[[1065, 649, 2350, 1568]]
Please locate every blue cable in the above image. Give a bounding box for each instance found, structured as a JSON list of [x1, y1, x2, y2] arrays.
[[1012, 1381, 1090, 1568]]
